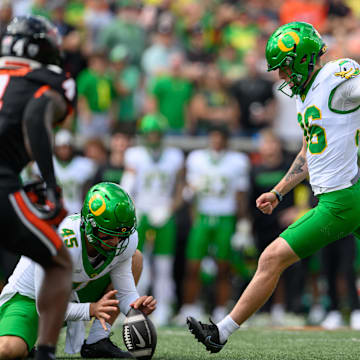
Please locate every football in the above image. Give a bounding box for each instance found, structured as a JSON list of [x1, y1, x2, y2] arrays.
[[122, 308, 157, 359]]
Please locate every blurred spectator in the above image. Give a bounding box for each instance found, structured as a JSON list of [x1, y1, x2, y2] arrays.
[[83, 137, 108, 166], [11, 0, 30, 17], [50, 1, 74, 37], [31, 0, 51, 19], [0, 0, 12, 37], [84, 0, 113, 45], [63, 0, 85, 28], [176, 125, 250, 324], [110, 45, 142, 133], [176, 1, 207, 31], [184, 23, 215, 64], [76, 51, 116, 138], [141, 12, 180, 79], [146, 52, 194, 134], [272, 81, 302, 146], [121, 114, 185, 326], [97, 0, 147, 66], [279, 0, 328, 32], [230, 50, 276, 136], [54, 129, 97, 214], [188, 63, 239, 135], [140, 0, 174, 32], [328, 0, 352, 18], [92, 127, 132, 185], [62, 28, 88, 80], [320, 234, 360, 330], [217, 44, 246, 85], [346, 0, 360, 18], [221, 4, 261, 59]]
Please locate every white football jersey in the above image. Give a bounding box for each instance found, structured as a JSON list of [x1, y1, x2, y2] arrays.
[[54, 156, 97, 213], [186, 149, 250, 215], [296, 58, 360, 194], [124, 146, 184, 213], [0, 214, 139, 315]]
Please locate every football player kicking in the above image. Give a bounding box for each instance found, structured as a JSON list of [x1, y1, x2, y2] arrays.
[[187, 21, 360, 353], [0, 182, 156, 359]]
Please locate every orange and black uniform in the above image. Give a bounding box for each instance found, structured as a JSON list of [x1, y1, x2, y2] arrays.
[[0, 61, 76, 266]]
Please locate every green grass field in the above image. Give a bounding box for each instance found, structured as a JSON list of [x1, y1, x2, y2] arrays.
[[56, 326, 360, 360]]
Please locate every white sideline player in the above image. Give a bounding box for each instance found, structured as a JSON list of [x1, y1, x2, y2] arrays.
[[121, 113, 184, 326]]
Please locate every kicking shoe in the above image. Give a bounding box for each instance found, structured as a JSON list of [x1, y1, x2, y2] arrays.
[[80, 338, 133, 358], [187, 316, 226, 353]]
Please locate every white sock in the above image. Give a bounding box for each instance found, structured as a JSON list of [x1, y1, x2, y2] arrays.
[[217, 315, 240, 344], [86, 319, 111, 344]]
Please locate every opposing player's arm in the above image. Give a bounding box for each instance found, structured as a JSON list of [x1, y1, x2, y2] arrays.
[[23, 90, 67, 188]]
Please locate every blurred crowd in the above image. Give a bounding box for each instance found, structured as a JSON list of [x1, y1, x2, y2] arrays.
[[1, 0, 360, 330], [3, 0, 360, 141]]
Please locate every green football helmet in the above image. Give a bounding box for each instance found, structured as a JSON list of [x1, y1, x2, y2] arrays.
[[265, 21, 327, 96], [139, 113, 168, 134], [81, 182, 136, 257], [139, 113, 168, 149]]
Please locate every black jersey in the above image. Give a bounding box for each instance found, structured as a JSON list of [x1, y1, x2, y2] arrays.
[[0, 62, 76, 188]]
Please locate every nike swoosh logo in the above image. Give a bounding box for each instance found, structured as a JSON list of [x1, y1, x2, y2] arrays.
[[205, 335, 223, 349], [133, 325, 146, 348], [312, 83, 320, 91]]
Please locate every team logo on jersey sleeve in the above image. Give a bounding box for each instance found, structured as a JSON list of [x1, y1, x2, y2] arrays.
[[89, 194, 106, 216], [334, 60, 360, 79]]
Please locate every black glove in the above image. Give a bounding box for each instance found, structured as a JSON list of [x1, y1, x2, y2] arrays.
[[44, 185, 68, 226], [23, 180, 67, 226]]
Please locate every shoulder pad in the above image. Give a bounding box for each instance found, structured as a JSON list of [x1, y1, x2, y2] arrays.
[[25, 67, 77, 111]]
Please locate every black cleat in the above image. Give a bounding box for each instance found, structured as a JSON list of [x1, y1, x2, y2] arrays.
[[80, 337, 133, 358], [187, 316, 227, 354]]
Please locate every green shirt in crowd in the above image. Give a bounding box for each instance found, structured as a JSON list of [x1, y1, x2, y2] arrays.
[[77, 69, 116, 113], [115, 66, 141, 123], [148, 75, 193, 131]]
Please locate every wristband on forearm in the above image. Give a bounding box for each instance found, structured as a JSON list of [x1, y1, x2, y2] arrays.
[[270, 189, 283, 202]]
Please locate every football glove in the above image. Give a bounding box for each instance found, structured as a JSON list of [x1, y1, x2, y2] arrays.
[[23, 180, 67, 226]]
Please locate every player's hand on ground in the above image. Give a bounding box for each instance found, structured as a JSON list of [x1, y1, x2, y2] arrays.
[[256, 192, 279, 215], [90, 289, 119, 330], [130, 296, 157, 315]]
